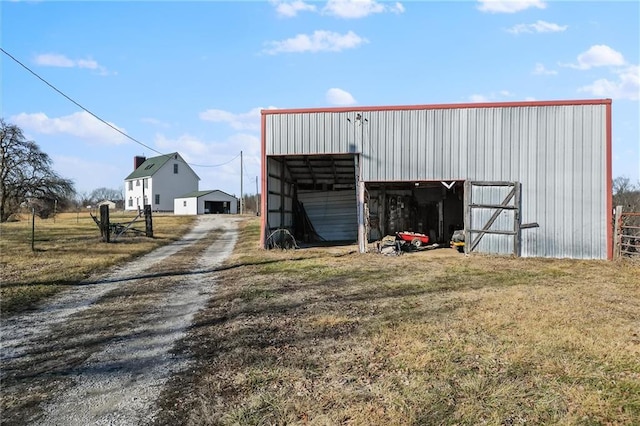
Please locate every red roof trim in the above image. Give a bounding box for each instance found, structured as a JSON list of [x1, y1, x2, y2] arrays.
[[261, 99, 612, 115]]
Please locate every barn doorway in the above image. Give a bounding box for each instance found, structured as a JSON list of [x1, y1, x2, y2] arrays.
[[265, 154, 358, 246], [365, 181, 464, 244], [204, 201, 229, 214]]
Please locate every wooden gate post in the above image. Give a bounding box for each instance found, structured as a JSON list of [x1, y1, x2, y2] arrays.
[[144, 205, 153, 238], [613, 205, 623, 259], [100, 204, 111, 243]]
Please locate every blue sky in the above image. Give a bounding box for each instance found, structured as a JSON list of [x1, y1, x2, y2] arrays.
[[2, 0, 638, 197]]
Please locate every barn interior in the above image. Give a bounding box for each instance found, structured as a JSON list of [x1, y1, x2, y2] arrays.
[[266, 154, 464, 247], [366, 181, 465, 245]]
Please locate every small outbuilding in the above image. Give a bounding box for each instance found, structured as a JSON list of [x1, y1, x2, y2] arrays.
[[97, 200, 117, 210], [174, 190, 238, 215], [260, 99, 613, 259]]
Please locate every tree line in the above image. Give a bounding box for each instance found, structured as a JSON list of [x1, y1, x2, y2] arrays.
[[1, 118, 639, 223]]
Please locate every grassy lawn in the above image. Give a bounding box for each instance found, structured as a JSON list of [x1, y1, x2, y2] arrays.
[[0, 210, 196, 316], [2, 213, 639, 424], [159, 218, 640, 425]]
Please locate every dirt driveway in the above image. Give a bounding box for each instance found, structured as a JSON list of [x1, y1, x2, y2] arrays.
[[0, 215, 238, 426]]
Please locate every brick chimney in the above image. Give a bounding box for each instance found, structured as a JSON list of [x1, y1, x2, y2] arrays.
[[134, 156, 146, 170]]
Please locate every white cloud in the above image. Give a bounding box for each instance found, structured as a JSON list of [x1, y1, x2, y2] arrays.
[[152, 132, 262, 196], [532, 63, 557, 75], [562, 44, 626, 70], [270, 0, 317, 17], [199, 108, 261, 131], [579, 65, 640, 101], [10, 111, 128, 145], [155, 133, 210, 156], [199, 107, 278, 131], [53, 155, 125, 194], [469, 94, 490, 103], [141, 117, 170, 128], [326, 88, 357, 105], [507, 20, 567, 34], [392, 3, 405, 14], [34, 53, 109, 75], [468, 90, 519, 102], [323, 0, 404, 18], [263, 30, 368, 54], [477, 0, 546, 13]]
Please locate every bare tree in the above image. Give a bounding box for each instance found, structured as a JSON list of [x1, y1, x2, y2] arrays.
[[0, 119, 75, 222], [89, 187, 123, 204], [613, 176, 640, 212]]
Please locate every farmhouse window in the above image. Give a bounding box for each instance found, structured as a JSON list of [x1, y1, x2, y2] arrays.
[[143, 178, 148, 188], [183, 201, 187, 207], [128, 181, 133, 190], [128, 198, 133, 207], [136, 180, 140, 186], [173, 164, 179, 174], [155, 194, 160, 205]]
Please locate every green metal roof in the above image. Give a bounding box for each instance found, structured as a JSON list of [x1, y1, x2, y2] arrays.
[[125, 153, 175, 180], [177, 190, 215, 198]]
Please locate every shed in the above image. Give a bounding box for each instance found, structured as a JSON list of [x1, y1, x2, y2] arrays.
[[260, 99, 613, 259], [174, 190, 238, 215], [97, 200, 117, 210]]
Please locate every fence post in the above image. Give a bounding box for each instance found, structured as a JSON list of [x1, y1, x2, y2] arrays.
[[31, 208, 36, 251], [100, 204, 111, 243], [613, 205, 623, 259], [144, 205, 153, 238]]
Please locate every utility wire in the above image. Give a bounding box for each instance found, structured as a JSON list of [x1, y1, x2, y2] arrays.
[[1, 47, 241, 170], [1, 47, 161, 155], [194, 152, 241, 168]]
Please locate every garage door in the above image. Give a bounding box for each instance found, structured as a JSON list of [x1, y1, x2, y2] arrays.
[[297, 190, 357, 242]]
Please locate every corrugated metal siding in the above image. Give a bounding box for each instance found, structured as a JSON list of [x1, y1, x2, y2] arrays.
[[265, 103, 608, 259], [266, 157, 294, 232], [298, 190, 357, 241]]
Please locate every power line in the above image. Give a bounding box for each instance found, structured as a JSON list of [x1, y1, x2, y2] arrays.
[[192, 152, 241, 168], [1, 47, 243, 170], [1, 47, 161, 155]]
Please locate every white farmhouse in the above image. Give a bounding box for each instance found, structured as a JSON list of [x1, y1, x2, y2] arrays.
[[124, 153, 199, 212]]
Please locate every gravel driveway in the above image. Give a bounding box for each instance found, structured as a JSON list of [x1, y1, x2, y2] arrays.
[[0, 215, 238, 425]]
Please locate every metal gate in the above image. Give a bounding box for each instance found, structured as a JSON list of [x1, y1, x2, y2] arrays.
[[614, 208, 640, 258], [464, 181, 525, 256]]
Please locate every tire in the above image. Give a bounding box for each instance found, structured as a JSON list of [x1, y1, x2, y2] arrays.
[[411, 238, 422, 248]]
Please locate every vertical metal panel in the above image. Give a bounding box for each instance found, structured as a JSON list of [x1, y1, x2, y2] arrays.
[[265, 103, 608, 259], [266, 157, 293, 233], [298, 190, 357, 241]]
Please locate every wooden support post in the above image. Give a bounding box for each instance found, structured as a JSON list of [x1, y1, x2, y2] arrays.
[[144, 205, 153, 238], [358, 180, 367, 253], [31, 208, 35, 251], [514, 182, 522, 257], [355, 154, 367, 253], [613, 205, 623, 259], [100, 204, 110, 243], [463, 181, 471, 254]]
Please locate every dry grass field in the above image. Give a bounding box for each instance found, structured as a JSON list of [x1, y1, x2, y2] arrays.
[[0, 210, 196, 316], [157, 219, 640, 425], [2, 214, 639, 424]]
